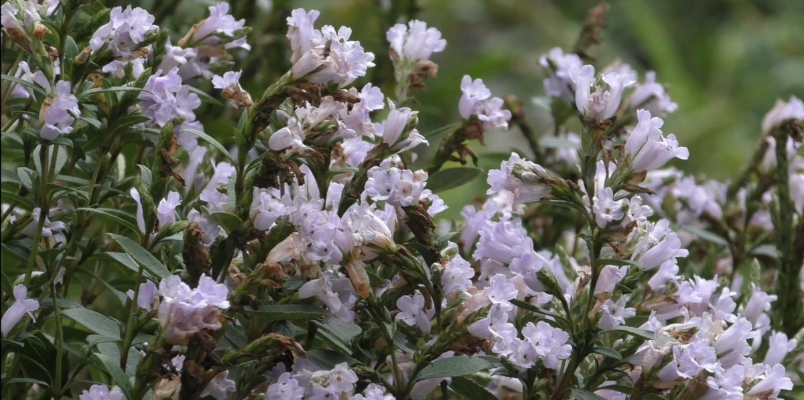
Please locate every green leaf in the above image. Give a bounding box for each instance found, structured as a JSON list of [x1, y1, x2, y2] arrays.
[[306, 349, 360, 370], [427, 167, 483, 193], [110, 115, 152, 134], [598, 258, 641, 269], [137, 164, 153, 188], [185, 85, 223, 106], [107, 233, 170, 279], [105, 252, 140, 274], [181, 128, 236, 164], [17, 167, 35, 191], [77, 207, 141, 235], [211, 212, 242, 234], [62, 308, 121, 340], [78, 86, 148, 100], [95, 353, 133, 396], [318, 322, 361, 354], [450, 376, 498, 400], [1, 74, 48, 97], [247, 304, 330, 322], [572, 389, 606, 400], [33, 145, 68, 176], [603, 326, 654, 341], [592, 346, 623, 360], [681, 225, 728, 246], [5, 378, 49, 387], [415, 355, 492, 381], [424, 123, 461, 140]]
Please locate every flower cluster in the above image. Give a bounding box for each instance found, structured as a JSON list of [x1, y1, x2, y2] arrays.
[[1, 3, 801, 400]]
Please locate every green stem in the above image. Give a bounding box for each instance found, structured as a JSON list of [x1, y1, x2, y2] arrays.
[[52, 285, 65, 398], [120, 267, 144, 370], [23, 144, 50, 285]]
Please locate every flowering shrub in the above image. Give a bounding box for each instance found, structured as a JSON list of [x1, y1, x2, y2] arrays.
[[1, 1, 803, 400]]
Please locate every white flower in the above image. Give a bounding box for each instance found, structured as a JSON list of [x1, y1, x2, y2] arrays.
[[487, 153, 551, 206], [441, 255, 474, 297], [78, 385, 124, 400], [329, 362, 359, 394], [598, 296, 636, 330], [41, 81, 80, 141], [1, 285, 40, 335], [22, 207, 67, 240], [387, 20, 446, 63], [269, 117, 306, 153], [126, 281, 158, 310], [90, 6, 157, 57], [267, 372, 305, 400], [290, 24, 375, 87], [156, 191, 181, 229], [396, 291, 433, 333], [200, 370, 236, 400]]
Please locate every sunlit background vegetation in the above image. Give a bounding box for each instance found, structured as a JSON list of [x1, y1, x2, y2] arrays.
[[115, 0, 804, 218]]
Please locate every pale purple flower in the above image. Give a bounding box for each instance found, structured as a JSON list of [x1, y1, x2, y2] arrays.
[[130, 188, 146, 234], [22, 207, 66, 240], [329, 362, 358, 394], [157, 274, 230, 344], [364, 159, 427, 207], [441, 255, 474, 297], [269, 116, 306, 153], [126, 281, 158, 310], [745, 363, 793, 399], [521, 321, 572, 369], [486, 274, 518, 310], [156, 191, 181, 229], [212, 70, 242, 89], [657, 338, 718, 381], [570, 64, 636, 120], [475, 97, 511, 130], [200, 161, 236, 212], [299, 271, 357, 322], [713, 318, 753, 368], [703, 364, 744, 400], [625, 110, 689, 172], [191, 3, 247, 49], [387, 20, 446, 63], [267, 372, 304, 400], [308, 385, 339, 400], [763, 331, 796, 366], [468, 304, 517, 350], [286, 8, 320, 63], [138, 68, 183, 128], [593, 187, 624, 227], [647, 260, 679, 292], [200, 370, 236, 400], [41, 81, 80, 140], [187, 209, 221, 248], [396, 291, 433, 333], [10, 61, 48, 99], [102, 57, 146, 78], [761, 95, 804, 135], [379, 100, 417, 146], [540, 47, 583, 103], [474, 219, 533, 267], [158, 38, 197, 72], [90, 6, 157, 57], [290, 23, 375, 87], [459, 75, 491, 119], [78, 385, 124, 400], [595, 265, 628, 294], [1, 285, 40, 335], [250, 187, 289, 231], [631, 71, 678, 115], [598, 295, 636, 330], [487, 152, 551, 206], [630, 219, 689, 270]]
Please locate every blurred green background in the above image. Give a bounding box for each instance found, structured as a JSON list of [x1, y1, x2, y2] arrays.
[[122, 0, 804, 217]]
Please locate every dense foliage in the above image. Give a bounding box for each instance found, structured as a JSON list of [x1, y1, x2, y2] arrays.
[[0, 1, 802, 400]]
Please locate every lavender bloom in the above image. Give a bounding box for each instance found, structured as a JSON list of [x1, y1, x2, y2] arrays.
[[289, 18, 375, 87], [569, 64, 636, 121], [22, 207, 66, 240], [41, 81, 80, 140], [200, 370, 237, 400], [329, 362, 359, 394], [78, 385, 124, 400], [630, 219, 689, 270], [190, 3, 248, 50], [364, 160, 427, 207], [625, 110, 689, 172], [540, 47, 583, 103], [126, 281, 158, 310], [286, 8, 320, 63], [1, 285, 40, 335], [157, 274, 230, 344], [90, 6, 157, 57], [761, 95, 803, 135], [267, 372, 305, 400], [459, 76, 511, 129], [396, 291, 434, 333], [441, 255, 475, 297], [387, 20, 446, 63], [250, 187, 289, 231], [763, 331, 796, 366], [487, 153, 551, 206], [521, 321, 572, 369], [598, 296, 636, 329], [459, 75, 491, 119], [631, 71, 678, 115], [156, 191, 181, 229], [130, 188, 146, 234], [10, 61, 48, 99]]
